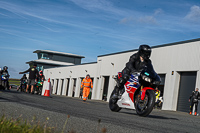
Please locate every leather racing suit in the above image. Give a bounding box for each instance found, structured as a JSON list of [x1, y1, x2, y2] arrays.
[[115, 52, 151, 94]]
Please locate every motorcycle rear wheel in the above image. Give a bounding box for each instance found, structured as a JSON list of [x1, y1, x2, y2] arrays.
[[134, 89, 155, 117], [109, 87, 121, 112]]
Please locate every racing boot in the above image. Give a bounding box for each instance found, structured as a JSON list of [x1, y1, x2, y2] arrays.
[[112, 86, 120, 100], [112, 78, 125, 100]]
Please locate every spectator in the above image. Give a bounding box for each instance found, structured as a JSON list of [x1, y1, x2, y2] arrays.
[[19, 64, 39, 94], [38, 70, 45, 82], [154, 87, 161, 109], [155, 87, 161, 102], [189, 88, 200, 116]]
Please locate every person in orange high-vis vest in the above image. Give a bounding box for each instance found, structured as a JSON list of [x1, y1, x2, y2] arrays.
[[81, 74, 93, 101]]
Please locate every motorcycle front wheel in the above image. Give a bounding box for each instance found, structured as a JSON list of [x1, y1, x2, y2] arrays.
[[134, 89, 155, 117], [39, 87, 42, 95], [109, 87, 121, 112]]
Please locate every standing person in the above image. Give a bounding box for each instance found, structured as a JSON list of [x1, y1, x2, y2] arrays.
[[81, 74, 93, 102], [35, 70, 45, 95], [189, 88, 200, 116], [155, 88, 161, 102], [19, 64, 39, 94], [154, 87, 161, 109], [113, 45, 152, 99], [38, 70, 45, 82]]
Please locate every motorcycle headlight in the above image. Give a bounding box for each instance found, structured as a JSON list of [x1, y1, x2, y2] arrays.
[[142, 75, 152, 83]]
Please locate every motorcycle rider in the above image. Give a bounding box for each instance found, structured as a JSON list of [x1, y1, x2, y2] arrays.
[[1, 66, 10, 90], [113, 45, 152, 99], [19, 74, 27, 92]]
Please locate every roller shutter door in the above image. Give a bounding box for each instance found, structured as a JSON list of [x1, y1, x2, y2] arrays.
[[177, 72, 197, 112]]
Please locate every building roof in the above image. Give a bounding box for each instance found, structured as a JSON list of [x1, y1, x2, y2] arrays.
[[98, 38, 200, 57], [33, 50, 85, 58], [26, 59, 74, 66]]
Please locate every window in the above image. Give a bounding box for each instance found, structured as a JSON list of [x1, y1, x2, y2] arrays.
[[38, 53, 52, 60]]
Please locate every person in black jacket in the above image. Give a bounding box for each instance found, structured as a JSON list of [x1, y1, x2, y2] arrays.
[[113, 45, 152, 98], [189, 88, 200, 116], [1, 66, 10, 90], [19, 64, 39, 94]]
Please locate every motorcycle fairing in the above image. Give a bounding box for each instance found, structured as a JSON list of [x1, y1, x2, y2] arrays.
[[125, 74, 140, 102], [117, 89, 135, 109], [140, 87, 154, 100], [1, 75, 8, 81], [117, 74, 140, 109]]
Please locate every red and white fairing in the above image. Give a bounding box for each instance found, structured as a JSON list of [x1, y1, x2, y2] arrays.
[[117, 73, 140, 109]]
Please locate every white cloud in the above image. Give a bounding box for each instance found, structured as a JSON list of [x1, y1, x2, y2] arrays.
[[184, 5, 200, 23], [138, 16, 157, 24], [0, 12, 9, 17], [0, 47, 33, 52], [154, 8, 163, 16], [119, 8, 162, 25], [69, 0, 126, 16]]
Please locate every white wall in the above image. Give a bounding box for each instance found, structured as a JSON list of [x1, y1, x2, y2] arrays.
[[44, 39, 200, 111]]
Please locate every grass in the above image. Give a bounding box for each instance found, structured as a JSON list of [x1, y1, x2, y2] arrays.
[[0, 115, 55, 133], [0, 115, 107, 133], [9, 79, 20, 86]]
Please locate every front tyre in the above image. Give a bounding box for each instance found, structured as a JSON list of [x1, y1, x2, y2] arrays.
[[134, 89, 155, 117], [109, 88, 121, 112]]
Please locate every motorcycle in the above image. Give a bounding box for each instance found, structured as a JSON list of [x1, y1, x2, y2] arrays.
[[1, 73, 10, 90], [35, 80, 43, 95], [109, 62, 161, 117], [18, 80, 27, 92]]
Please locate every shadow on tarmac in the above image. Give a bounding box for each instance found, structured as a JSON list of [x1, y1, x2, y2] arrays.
[[148, 114, 179, 120], [119, 110, 179, 120]]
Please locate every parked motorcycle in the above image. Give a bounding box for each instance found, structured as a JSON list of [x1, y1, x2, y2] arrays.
[[109, 62, 161, 117]]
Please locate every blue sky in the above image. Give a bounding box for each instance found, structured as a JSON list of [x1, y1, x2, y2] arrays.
[[0, 0, 200, 79]]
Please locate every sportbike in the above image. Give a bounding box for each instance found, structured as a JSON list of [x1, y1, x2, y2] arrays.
[[109, 62, 161, 117]]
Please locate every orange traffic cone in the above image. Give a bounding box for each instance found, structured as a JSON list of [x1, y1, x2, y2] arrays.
[[44, 78, 51, 97]]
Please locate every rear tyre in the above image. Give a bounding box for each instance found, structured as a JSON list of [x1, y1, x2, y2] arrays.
[[109, 87, 121, 112], [134, 89, 155, 117]]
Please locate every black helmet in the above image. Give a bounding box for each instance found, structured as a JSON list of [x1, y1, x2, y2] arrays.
[[33, 63, 37, 67], [138, 45, 151, 60], [3, 66, 8, 70]]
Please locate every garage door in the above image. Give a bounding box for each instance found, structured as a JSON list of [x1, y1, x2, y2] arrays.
[[177, 72, 197, 112]]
